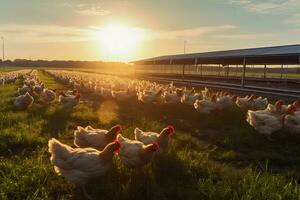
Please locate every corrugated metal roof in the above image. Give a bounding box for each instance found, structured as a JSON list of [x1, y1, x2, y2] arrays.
[[133, 44, 300, 64]]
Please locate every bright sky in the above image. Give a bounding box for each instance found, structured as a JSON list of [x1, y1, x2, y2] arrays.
[[0, 0, 300, 62]]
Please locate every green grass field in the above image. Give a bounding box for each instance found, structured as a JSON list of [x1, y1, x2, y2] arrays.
[[1, 69, 300, 200]]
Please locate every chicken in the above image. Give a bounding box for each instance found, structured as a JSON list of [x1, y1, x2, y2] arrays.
[[137, 89, 163, 104], [101, 87, 112, 98], [74, 124, 122, 150], [266, 100, 287, 115], [111, 89, 132, 100], [117, 134, 159, 168], [236, 95, 255, 109], [134, 125, 175, 153], [201, 87, 210, 98], [246, 109, 284, 136], [216, 95, 238, 110], [59, 92, 81, 107], [163, 90, 182, 104], [18, 84, 32, 95], [40, 88, 56, 103], [48, 138, 120, 199], [33, 83, 44, 95], [194, 95, 217, 114], [284, 105, 300, 134], [252, 96, 268, 110], [181, 89, 202, 105], [14, 92, 34, 109], [292, 101, 299, 112]]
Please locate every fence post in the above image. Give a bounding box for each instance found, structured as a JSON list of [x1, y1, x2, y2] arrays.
[[241, 58, 246, 88], [263, 64, 267, 79]]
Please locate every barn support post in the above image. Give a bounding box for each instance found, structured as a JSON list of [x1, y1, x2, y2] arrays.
[[169, 59, 173, 74], [263, 64, 267, 79], [182, 64, 185, 80], [280, 64, 283, 79], [194, 57, 198, 76], [241, 58, 246, 88], [226, 65, 229, 79], [200, 64, 203, 77]]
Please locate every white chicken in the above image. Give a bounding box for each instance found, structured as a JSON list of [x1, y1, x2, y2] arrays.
[[14, 92, 34, 109], [201, 87, 210, 98], [40, 89, 56, 103], [101, 87, 112, 98], [33, 83, 44, 95], [59, 92, 81, 107], [137, 89, 163, 104], [48, 138, 120, 199], [284, 105, 300, 134], [111, 89, 132, 100], [216, 95, 238, 110], [117, 134, 159, 168], [236, 95, 255, 109], [252, 96, 268, 110], [194, 95, 217, 114], [246, 108, 284, 136], [181, 89, 202, 105], [266, 100, 287, 115], [18, 84, 32, 95], [74, 124, 122, 150], [163, 89, 183, 104], [134, 125, 175, 153]]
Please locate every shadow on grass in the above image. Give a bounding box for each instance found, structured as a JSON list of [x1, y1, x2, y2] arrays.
[[41, 106, 73, 138], [74, 151, 199, 200]]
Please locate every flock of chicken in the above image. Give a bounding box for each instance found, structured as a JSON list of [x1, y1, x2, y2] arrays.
[[46, 70, 299, 136], [48, 124, 175, 199], [2, 69, 300, 198], [13, 70, 82, 109], [0, 69, 30, 85]]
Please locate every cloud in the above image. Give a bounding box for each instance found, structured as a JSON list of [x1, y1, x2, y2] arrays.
[[59, 1, 111, 16], [0, 24, 91, 43], [147, 24, 237, 40], [76, 7, 111, 16], [215, 33, 277, 40], [222, 0, 300, 14]]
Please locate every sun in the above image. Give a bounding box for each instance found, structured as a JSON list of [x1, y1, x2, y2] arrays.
[[94, 24, 144, 60]]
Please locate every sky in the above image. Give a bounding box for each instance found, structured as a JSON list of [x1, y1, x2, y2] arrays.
[[0, 0, 300, 62]]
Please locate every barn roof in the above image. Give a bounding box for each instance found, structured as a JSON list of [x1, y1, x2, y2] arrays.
[[132, 44, 300, 65]]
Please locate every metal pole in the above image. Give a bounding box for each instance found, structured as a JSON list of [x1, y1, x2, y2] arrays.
[[200, 64, 203, 77], [194, 58, 197, 75], [241, 58, 246, 88], [280, 64, 283, 79], [182, 64, 185, 79], [1, 36, 4, 61], [182, 40, 187, 80], [263, 64, 267, 79]]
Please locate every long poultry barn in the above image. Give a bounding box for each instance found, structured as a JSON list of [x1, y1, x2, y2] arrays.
[[132, 44, 300, 88]]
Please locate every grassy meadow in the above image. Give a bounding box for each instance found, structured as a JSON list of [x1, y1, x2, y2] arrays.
[[0, 69, 300, 200]]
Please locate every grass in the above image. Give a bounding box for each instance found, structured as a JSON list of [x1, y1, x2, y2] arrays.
[[0, 67, 27, 72], [0, 69, 300, 199]]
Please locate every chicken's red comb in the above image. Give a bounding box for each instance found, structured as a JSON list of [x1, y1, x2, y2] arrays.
[[167, 125, 175, 133], [115, 124, 123, 132], [152, 141, 160, 151], [293, 101, 299, 108]]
